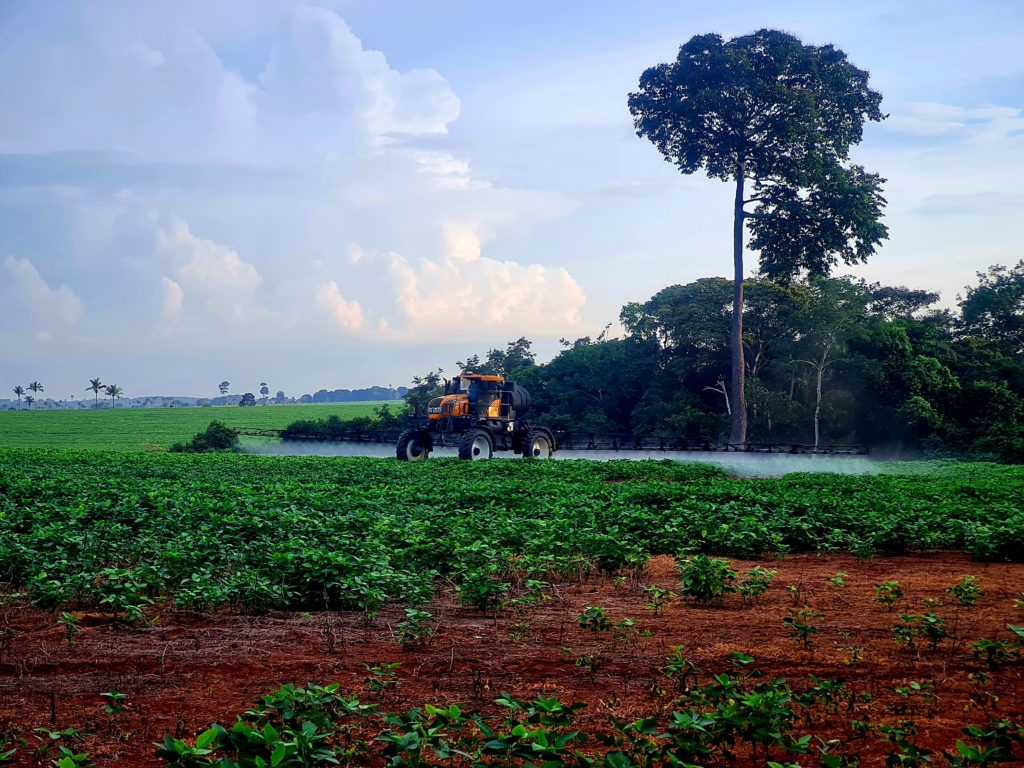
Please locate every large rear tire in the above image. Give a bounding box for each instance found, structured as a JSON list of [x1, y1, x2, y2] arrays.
[[521, 428, 554, 459], [396, 429, 432, 461], [458, 428, 494, 461]]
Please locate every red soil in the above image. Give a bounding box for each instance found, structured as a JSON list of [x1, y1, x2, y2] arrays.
[[1, 553, 1022, 766]]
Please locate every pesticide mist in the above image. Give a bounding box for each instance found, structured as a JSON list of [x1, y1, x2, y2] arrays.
[[240, 438, 883, 477]]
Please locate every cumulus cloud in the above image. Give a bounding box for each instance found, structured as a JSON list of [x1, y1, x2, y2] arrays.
[[3, 255, 84, 329], [157, 219, 261, 317], [415, 151, 480, 190], [316, 280, 365, 331], [344, 223, 586, 340], [255, 4, 459, 150], [159, 276, 184, 330], [0, 1, 587, 391]]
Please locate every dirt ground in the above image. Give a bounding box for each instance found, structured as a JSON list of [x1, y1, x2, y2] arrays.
[[1, 552, 1022, 766]]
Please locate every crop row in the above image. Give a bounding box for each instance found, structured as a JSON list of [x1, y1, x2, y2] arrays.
[[14, 662, 1024, 767], [0, 450, 1022, 614]]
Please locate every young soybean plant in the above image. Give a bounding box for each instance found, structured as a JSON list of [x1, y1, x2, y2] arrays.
[[395, 608, 434, 646], [643, 584, 671, 616], [576, 606, 611, 632], [874, 581, 904, 611], [784, 607, 821, 650], [678, 554, 737, 606], [947, 576, 983, 606], [738, 566, 777, 605]]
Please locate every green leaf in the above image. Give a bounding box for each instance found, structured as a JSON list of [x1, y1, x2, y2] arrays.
[[195, 727, 218, 749], [271, 743, 287, 765]]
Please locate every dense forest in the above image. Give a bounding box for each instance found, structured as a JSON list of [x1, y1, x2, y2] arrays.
[[405, 262, 1024, 461]]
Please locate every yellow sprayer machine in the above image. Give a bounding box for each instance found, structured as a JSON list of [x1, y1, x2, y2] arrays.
[[395, 373, 555, 461]]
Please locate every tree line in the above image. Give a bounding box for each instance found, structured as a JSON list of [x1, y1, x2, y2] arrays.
[[9, 379, 125, 410], [407, 262, 1024, 461]]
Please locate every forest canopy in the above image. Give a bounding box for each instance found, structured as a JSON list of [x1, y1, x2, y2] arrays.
[[413, 261, 1024, 462]]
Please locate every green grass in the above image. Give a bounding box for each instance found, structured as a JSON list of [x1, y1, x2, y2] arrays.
[[0, 401, 403, 451]]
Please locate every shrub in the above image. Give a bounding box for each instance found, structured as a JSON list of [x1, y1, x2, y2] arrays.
[[169, 421, 239, 453]]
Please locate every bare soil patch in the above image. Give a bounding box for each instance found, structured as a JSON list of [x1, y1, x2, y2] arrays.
[[1, 552, 1022, 766]]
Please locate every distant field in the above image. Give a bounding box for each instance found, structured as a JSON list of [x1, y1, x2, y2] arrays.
[[0, 401, 403, 451]]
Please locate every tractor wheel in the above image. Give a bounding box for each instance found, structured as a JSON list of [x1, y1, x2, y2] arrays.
[[521, 428, 554, 459], [459, 428, 494, 461], [396, 429, 432, 461]]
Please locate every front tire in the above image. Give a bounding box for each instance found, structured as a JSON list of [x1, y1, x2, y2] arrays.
[[458, 428, 494, 461], [521, 428, 554, 459], [396, 429, 432, 461]]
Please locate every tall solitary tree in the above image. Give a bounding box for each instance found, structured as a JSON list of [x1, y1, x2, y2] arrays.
[[629, 29, 887, 443], [12, 385, 25, 410], [218, 381, 230, 396], [104, 384, 124, 408], [28, 381, 44, 403], [260, 382, 270, 402], [86, 377, 104, 407]]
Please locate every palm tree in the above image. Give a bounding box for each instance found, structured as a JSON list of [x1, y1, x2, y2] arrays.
[[24, 395, 35, 409], [104, 384, 124, 408], [86, 377, 104, 407], [28, 381, 43, 401], [12, 385, 25, 410]]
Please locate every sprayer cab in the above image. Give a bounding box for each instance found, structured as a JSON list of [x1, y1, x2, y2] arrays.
[[396, 373, 554, 461]]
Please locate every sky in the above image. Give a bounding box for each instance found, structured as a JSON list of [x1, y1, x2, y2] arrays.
[[1, 0, 1022, 399]]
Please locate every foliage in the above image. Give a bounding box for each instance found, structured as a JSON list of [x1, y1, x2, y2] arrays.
[[784, 606, 821, 649], [395, 609, 434, 647], [0, 452, 1022, 616], [892, 612, 950, 651], [577, 606, 611, 632], [958, 260, 1024, 361], [643, 585, 671, 616], [738, 566, 777, 604], [168, 421, 239, 453], [628, 29, 887, 443], [154, 663, 1016, 767], [442, 255, 1024, 460], [948, 576, 984, 606], [678, 554, 737, 605], [280, 404, 407, 440], [874, 581, 904, 611]]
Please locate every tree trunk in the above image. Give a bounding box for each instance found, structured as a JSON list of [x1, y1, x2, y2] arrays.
[[730, 170, 747, 444], [813, 359, 824, 449]]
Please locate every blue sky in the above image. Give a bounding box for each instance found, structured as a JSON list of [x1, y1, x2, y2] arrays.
[[1, 1, 1022, 398]]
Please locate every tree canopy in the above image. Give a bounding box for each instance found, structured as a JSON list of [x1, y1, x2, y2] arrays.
[[415, 264, 1023, 462]]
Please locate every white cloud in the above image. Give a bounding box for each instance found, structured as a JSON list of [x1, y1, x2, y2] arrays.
[[256, 4, 459, 149], [443, 222, 483, 262], [3, 255, 84, 328], [157, 219, 261, 307], [885, 102, 1024, 143], [316, 280, 365, 331], [0, 1, 587, 391], [415, 151, 480, 190], [159, 276, 184, 330], [349, 225, 586, 339]]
